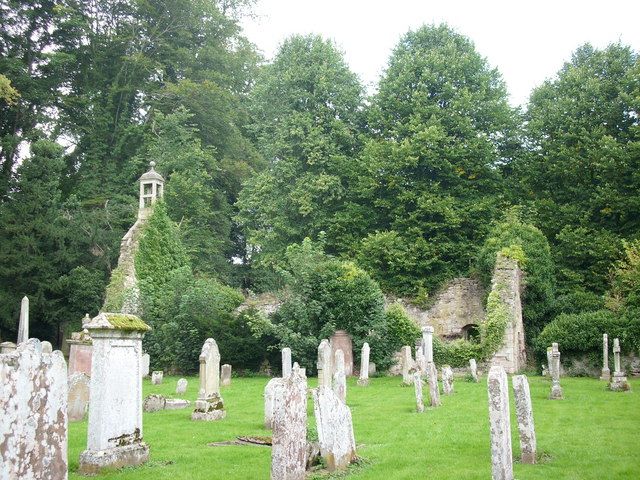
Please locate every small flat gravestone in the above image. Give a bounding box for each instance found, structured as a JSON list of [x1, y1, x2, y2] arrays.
[[151, 371, 163, 385], [176, 378, 188, 395]]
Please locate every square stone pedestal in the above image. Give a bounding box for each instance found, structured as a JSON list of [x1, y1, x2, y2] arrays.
[[79, 443, 149, 475], [609, 373, 630, 392], [191, 394, 226, 421]]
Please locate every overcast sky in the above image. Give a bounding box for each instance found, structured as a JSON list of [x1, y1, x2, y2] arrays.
[[240, 0, 640, 107]]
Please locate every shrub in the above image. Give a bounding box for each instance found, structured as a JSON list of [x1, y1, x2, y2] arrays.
[[551, 290, 605, 316], [607, 239, 640, 313], [384, 303, 422, 356]]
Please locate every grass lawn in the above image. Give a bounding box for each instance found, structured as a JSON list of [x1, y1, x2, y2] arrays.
[[68, 374, 639, 479]]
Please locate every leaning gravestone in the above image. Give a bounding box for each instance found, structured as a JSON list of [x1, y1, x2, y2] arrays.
[[488, 365, 513, 480], [1, 338, 68, 480], [176, 378, 188, 395], [271, 365, 307, 480], [79, 312, 151, 474], [221, 363, 232, 387], [312, 386, 357, 472], [192, 338, 225, 421], [357, 342, 370, 386], [151, 370, 163, 385], [512, 375, 536, 464], [68, 372, 91, 422], [441, 365, 454, 395], [333, 349, 347, 403]]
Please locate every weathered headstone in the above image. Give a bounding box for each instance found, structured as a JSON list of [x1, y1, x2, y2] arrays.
[[141, 353, 150, 378], [271, 365, 307, 480], [549, 343, 563, 400], [401, 345, 413, 385], [221, 363, 232, 387], [422, 326, 434, 363], [264, 377, 284, 429], [416, 347, 426, 377], [609, 338, 631, 391], [546, 347, 552, 378], [317, 339, 332, 388], [79, 312, 150, 474], [1, 339, 68, 480], [413, 369, 425, 413], [143, 394, 166, 413], [368, 362, 376, 376], [312, 386, 357, 472], [17, 295, 29, 344], [330, 330, 354, 376], [600, 334, 610, 381], [333, 349, 347, 403], [176, 378, 188, 395], [488, 365, 513, 480], [282, 347, 292, 377], [68, 372, 91, 422], [192, 338, 225, 421], [68, 325, 92, 377], [426, 362, 441, 407], [512, 375, 536, 464], [151, 370, 163, 385], [441, 365, 454, 395], [469, 358, 479, 382], [0, 341, 17, 353], [357, 342, 370, 386], [41, 341, 53, 353]]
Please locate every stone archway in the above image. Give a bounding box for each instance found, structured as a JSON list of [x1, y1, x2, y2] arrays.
[[461, 323, 480, 341]]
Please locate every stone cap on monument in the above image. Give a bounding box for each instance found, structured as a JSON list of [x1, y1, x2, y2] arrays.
[[83, 312, 151, 332], [138, 161, 164, 183]]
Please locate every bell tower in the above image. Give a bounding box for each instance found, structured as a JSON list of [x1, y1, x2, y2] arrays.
[[138, 161, 164, 219]]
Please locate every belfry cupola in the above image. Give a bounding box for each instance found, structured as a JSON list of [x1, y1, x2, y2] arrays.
[[138, 161, 164, 219]]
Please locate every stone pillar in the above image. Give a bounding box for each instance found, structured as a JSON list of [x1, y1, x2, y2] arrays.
[[151, 371, 163, 385], [426, 362, 441, 407], [312, 386, 357, 472], [609, 338, 631, 391], [549, 343, 563, 400], [68, 372, 91, 422], [487, 365, 513, 480], [441, 365, 454, 395], [413, 369, 424, 413], [333, 349, 347, 403], [1, 339, 68, 479], [79, 312, 150, 474], [600, 334, 610, 381], [401, 345, 413, 385], [271, 365, 307, 480], [357, 342, 370, 386], [512, 375, 536, 464], [469, 358, 479, 382], [16, 295, 29, 344], [221, 364, 232, 387], [317, 339, 332, 388], [282, 347, 292, 377], [422, 326, 434, 363], [192, 338, 225, 421], [330, 330, 353, 376], [68, 327, 93, 377]]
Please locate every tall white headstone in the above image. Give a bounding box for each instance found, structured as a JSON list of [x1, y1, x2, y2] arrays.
[[17, 295, 29, 344], [469, 358, 479, 382], [357, 342, 370, 386], [600, 334, 610, 381], [333, 349, 347, 403], [401, 345, 413, 385], [192, 338, 225, 421], [282, 347, 292, 377], [422, 326, 434, 363], [317, 339, 332, 388], [488, 365, 513, 480], [512, 375, 536, 464]]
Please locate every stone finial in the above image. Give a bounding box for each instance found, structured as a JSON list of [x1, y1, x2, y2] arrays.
[[488, 366, 513, 480], [333, 349, 347, 403], [512, 375, 536, 464], [357, 342, 370, 387]]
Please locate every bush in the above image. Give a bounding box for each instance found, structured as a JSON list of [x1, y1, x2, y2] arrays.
[[551, 290, 605, 316], [607, 239, 640, 313], [384, 303, 422, 355]]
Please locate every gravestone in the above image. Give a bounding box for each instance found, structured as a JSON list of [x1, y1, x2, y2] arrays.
[[0, 341, 17, 353], [487, 365, 513, 480], [192, 338, 225, 421], [67, 325, 93, 377], [143, 394, 166, 413], [546, 348, 552, 378], [165, 399, 190, 410], [271, 365, 307, 480], [330, 330, 353, 376], [312, 386, 357, 472], [141, 353, 150, 378], [17, 295, 29, 344], [357, 342, 370, 386], [609, 338, 630, 391], [282, 347, 292, 377], [600, 334, 610, 381], [176, 378, 188, 395], [264, 377, 284, 429], [317, 339, 332, 388], [512, 375, 536, 464], [333, 349, 347, 403], [413, 369, 425, 413], [1, 339, 68, 480], [221, 364, 232, 387], [68, 372, 91, 422], [151, 371, 163, 385], [441, 365, 454, 395], [422, 326, 434, 363], [549, 343, 563, 400], [401, 345, 413, 385], [426, 362, 441, 407], [79, 312, 150, 474], [469, 358, 479, 382], [415, 348, 426, 378]]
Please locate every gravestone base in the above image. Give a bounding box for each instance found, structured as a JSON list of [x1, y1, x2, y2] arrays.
[[191, 394, 226, 421], [549, 384, 563, 400], [79, 442, 149, 475], [356, 378, 369, 387], [609, 373, 630, 392], [600, 368, 611, 382]]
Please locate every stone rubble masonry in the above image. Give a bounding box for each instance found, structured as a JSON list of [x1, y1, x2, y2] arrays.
[[79, 312, 151, 475], [413, 370, 425, 413], [140, 353, 150, 378], [441, 365, 454, 395], [330, 330, 353, 376], [221, 364, 232, 387], [490, 254, 526, 374], [281, 348, 292, 377], [600, 333, 610, 381], [357, 342, 370, 387], [512, 375, 537, 464], [264, 377, 284, 430], [469, 358, 479, 382], [487, 365, 513, 480], [176, 378, 188, 395], [68, 372, 90, 422], [67, 325, 93, 377], [333, 349, 347, 403], [609, 338, 631, 392], [426, 362, 441, 407], [17, 295, 29, 344], [312, 386, 357, 472], [317, 339, 332, 389], [549, 343, 563, 400], [1, 338, 68, 480], [401, 345, 413, 385], [192, 338, 225, 421], [271, 365, 308, 480], [151, 371, 163, 385]]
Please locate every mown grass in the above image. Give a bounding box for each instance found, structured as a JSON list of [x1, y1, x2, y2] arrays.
[[69, 374, 639, 479]]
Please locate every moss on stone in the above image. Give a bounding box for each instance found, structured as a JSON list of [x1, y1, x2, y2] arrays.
[[105, 313, 150, 331]]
